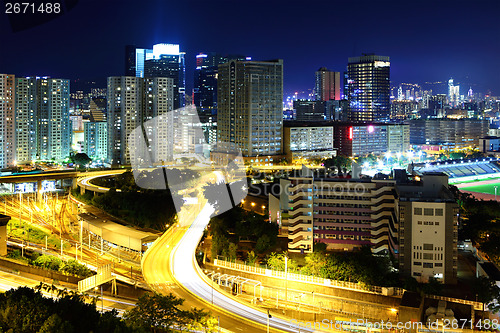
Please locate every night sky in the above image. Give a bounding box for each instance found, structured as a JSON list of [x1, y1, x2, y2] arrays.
[[1, 0, 499, 96]]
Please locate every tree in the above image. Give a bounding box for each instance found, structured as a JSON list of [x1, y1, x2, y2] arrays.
[[247, 250, 258, 266], [255, 234, 271, 253], [70, 153, 92, 168], [266, 252, 296, 271], [228, 242, 238, 261], [124, 292, 211, 332], [38, 313, 73, 333], [33, 255, 63, 271], [301, 251, 326, 276]]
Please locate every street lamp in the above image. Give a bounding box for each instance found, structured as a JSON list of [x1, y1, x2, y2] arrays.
[[495, 186, 498, 201]]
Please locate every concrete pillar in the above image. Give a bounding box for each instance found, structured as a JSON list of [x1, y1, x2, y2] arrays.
[[36, 179, 42, 202], [72, 177, 78, 190], [0, 214, 11, 256]]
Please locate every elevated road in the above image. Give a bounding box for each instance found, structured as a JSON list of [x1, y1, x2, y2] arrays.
[[78, 169, 323, 332], [142, 172, 321, 333]]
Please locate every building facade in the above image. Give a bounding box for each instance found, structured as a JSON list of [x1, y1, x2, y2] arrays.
[[397, 173, 458, 284], [0, 74, 16, 168], [84, 122, 107, 161], [36, 78, 71, 161], [125, 44, 185, 110], [14, 77, 37, 164], [293, 100, 325, 121], [315, 67, 341, 102], [270, 171, 458, 284], [283, 121, 335, 161], [193, 52, 248, 144], [107, 76, 174, 165], [217, 59, 283, 157], [409, 119, 489, 150], [273, 174, 398, 254], [347, 54, 390, 122], [334, 122, 409, 156]]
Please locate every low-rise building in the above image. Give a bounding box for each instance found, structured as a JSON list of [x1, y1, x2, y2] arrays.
[[269, 169, 458, 284]]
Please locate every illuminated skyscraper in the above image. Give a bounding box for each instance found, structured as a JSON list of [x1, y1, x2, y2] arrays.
[[0, 74, 16, 168], [314, 67, 340, 101], [125, 43, 185, 109], [193, 53, 248, 144], [448, 78, 460, 107], [217, 59, 283, 158], [193, 53, 248, 116], [347, 54, 390, 122]]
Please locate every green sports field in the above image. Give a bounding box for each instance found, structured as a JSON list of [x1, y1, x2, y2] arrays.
[[462, 182, 500, 195]]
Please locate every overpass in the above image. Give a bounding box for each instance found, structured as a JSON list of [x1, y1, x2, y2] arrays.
[[0, 169, 128, 199]]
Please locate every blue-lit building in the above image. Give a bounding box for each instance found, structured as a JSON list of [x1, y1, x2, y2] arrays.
[[125, 43, 185, 110], [193, 52, 248, 144], [347, 54, 390, 122]]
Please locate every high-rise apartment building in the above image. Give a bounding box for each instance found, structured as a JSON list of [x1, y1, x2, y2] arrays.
[[36, 78, 71, 161], [84, 122, 107, 161], [347, 54, 390, 122], [217, 59, 283, 158], [14, 77, 37, 164], [0, 76, 71, 165], [0, 74, 16, 168], [107, 76, 174, 165], [315, 67, 341, 101], [125, 44, 185, 110]]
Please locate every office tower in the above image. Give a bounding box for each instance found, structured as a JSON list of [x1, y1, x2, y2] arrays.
[[448, 78, 460, 107], [397, 173, 458, 284], [314, 67, 341, 101], [125, 45, 137, 76], [217, 59, 283, 158], [14, 77, 37, 164], [293, 100, 325, 121], [0, 74, 16, 168], [193, 53, 248, 145], [126, 44, 185, 110], [347, 54, 390, 122], [84, 122, 107, 161], [107, 76, 174, 165], [194, 53, 248, 116]]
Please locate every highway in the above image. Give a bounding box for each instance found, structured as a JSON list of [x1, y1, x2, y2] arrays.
[[141, 171, 323, 333], [76, 169, 326, 331]]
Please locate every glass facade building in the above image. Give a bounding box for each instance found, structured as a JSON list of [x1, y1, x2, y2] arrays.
[[347, 54, 390, 122]]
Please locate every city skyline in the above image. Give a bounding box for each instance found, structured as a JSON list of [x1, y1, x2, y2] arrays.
[[1, 0, 500, 95]]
